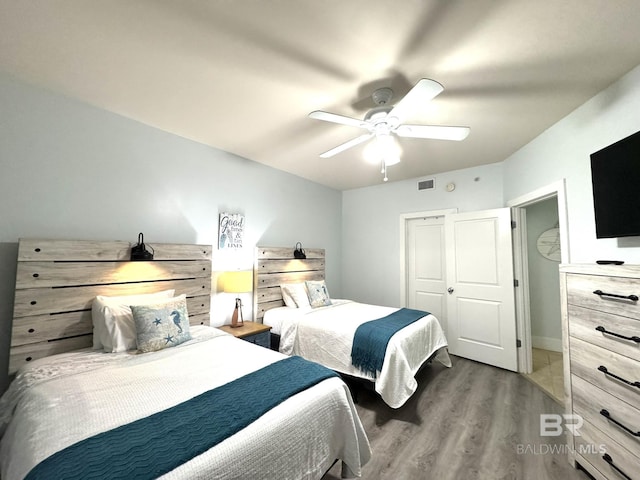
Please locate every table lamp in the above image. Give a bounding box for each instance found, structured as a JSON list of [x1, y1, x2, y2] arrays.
[[223, 270, 252, 327]]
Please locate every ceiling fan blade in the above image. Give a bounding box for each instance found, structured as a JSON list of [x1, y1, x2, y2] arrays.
[[388, 78, 444, 122], [319, 133, 374, 158], [309, 110, 369, 129], [395, 124, 470, 141]]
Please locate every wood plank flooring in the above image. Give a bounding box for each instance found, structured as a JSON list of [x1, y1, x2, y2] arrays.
[[323, 355, 592, 480]]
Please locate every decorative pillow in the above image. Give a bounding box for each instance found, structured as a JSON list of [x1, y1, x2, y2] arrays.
[[305, 280, 332, 308], [282, 283, 311, 308], [280, 284, 296, 308], [92, 289, 175, 352], [130, 295, 192, 353]]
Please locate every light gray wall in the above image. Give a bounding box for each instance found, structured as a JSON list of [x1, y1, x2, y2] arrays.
[[341, 162, 504, 305], [0, 72, 342, 393], [525, 197, 561, 350], [503, 63, 640, 262]]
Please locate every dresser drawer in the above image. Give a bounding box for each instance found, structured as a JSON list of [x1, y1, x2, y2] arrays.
[[567, 274, 640, 320], [572, 374, 640, 457], [569, 304, 640, 360], [570, 336, 640, 408], [575, 418, 640, 480]]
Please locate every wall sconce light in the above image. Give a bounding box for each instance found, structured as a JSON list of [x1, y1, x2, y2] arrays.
[[130, 233, 154, 261], [223, 270, 253, 328], [293, 242, 306, 259]]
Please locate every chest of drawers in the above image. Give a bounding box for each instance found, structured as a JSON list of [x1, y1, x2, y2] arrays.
[[560, 265, 640, 480]]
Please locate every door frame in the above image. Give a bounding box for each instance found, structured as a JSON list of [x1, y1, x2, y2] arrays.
[[399, 208, 457, 307], [507, 179, 570, 373]]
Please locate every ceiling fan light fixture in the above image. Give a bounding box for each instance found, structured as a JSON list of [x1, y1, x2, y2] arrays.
[[363, 133, 401, 165], [363, 141, 379, 164], [383, 156, 400, 166]]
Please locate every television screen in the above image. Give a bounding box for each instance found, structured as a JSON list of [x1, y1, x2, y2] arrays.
[[590, 129, 640, 239]]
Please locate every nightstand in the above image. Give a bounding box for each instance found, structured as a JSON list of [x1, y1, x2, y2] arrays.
[[218, 321, 271, 348]]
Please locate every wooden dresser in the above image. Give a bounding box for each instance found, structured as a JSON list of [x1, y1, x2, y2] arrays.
[[560, 264, 640, 480]]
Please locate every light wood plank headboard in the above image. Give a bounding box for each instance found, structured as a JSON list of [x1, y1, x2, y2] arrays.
[[253, 246, 325, 322], [10, 238, 212, 374]]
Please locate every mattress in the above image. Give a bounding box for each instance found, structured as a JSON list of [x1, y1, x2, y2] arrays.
[[0, 326, 370, 480], [264, 300, 451, 408]]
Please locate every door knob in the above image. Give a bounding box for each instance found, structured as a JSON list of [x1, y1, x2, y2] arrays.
[[448, 287, 454, 294]]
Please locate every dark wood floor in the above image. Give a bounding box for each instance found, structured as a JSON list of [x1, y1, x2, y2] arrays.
[[324, 355, 592, 480]]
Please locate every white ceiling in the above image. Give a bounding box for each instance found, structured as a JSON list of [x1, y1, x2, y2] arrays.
[[2, 1, 640, 190]]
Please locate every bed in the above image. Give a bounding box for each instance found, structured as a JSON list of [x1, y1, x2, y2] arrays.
[[254, 246, 452, 409], [1, 238, 370, 480]]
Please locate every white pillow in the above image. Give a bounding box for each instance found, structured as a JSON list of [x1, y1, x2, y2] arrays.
[[281, 283, 311, 308], [92, 289, 175, 352], [280, 284, 296, 308]]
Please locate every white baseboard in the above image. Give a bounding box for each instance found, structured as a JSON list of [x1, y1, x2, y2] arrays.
[[532, 335, 562, 352]]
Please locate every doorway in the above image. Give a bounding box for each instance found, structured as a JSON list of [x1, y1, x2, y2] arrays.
[[521, 197, 563, 402], [508, 180, 569, 403]]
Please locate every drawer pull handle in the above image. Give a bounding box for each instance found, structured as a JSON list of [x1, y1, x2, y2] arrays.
[[595, 325, 640, 343], [600, 409, 640, 437], [598, 365, 640, 389], [602, 453, 632, 480], [593, 289, 639, 302]]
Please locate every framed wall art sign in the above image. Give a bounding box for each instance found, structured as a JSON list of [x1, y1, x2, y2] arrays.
[[219, 213, 245, 249]]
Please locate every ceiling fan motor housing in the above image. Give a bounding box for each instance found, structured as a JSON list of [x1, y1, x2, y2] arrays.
[[365, 87, 399, 129], [371, 87, 393, 105]]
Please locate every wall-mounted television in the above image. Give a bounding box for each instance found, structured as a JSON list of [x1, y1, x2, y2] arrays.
[[590, 129, 640, 239]]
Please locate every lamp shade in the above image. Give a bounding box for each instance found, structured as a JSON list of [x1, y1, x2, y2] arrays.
[[223, 270, 253, 293]]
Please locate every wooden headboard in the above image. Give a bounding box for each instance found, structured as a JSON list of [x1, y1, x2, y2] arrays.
[[253, 246, 325, 322], [10, 238, 212, 374]]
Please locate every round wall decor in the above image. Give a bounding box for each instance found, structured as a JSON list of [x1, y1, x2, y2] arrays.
[[536, 227, 561, 261]]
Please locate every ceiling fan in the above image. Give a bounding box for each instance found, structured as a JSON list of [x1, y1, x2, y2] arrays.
[[309, 78, 470, 181]]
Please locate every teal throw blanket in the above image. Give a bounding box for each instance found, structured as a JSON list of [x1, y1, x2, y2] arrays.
[[26, 356, 338, 480], [351, 308, 428, 377]]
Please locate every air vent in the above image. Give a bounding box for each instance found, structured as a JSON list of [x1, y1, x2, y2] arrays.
[[418, 179, 435, 191]]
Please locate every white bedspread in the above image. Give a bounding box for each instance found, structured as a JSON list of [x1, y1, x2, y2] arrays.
[[0, 326, 370, 480], [266, 300, 451, 408]]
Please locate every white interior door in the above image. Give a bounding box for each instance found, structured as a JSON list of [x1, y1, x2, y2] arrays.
[[445, 208, 518, 371], [406, 216, 447, 333]]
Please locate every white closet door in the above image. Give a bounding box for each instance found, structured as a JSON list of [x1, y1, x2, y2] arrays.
[[445, 208, 517, 371], [406, 216, 448, 333]]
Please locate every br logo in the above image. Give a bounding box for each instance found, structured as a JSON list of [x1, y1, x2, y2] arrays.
[[540, 414, 583, 436]]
